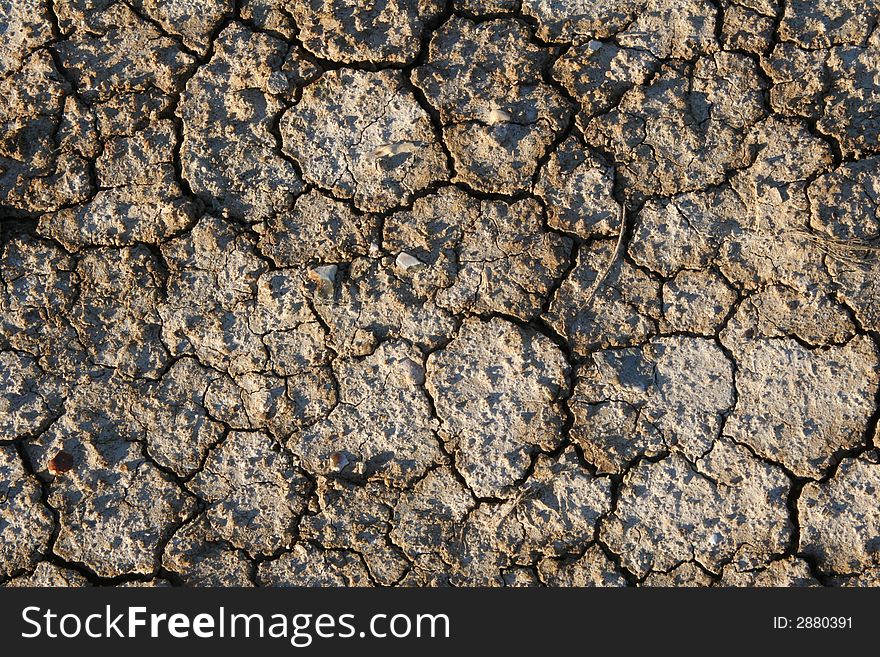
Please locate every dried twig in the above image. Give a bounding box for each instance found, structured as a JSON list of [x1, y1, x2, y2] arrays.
[[786, 228, 880, 266], [584, 202, 628, 304]]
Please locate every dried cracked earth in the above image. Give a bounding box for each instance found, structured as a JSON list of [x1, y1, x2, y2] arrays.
[[1, 0, 880, 588]]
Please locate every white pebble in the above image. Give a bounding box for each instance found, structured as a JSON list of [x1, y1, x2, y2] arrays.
[[396, 252, 424, 270], [372, 141, 418, 158], [486, 108, 511, 125], [309, 264, 337, 285]]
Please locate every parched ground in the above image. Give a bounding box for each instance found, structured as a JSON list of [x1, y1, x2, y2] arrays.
[[1, 0, 880, 587]]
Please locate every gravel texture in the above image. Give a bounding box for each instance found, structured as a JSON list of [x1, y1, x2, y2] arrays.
[[1, 0, 879, 587]]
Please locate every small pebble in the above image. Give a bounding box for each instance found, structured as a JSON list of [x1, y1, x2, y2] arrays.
[[396, 252, 424, 270], [372, 142, 417, 158], [400, 358, 425, 386], [485, 108, 511, 125], [47, 450, 74, 475], [329, 451, 349, 471], [309, 264, 338, 285]]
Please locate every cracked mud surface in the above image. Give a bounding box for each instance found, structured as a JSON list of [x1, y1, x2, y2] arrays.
[[2, 0, 880, 588]]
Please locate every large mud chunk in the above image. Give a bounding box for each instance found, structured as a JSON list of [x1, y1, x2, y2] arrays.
[[602, 440, 792, 578], [799, 453, 880, 575], [522, 0, 644, 42], [545, 241, 662, 356], [571, 337, 735, 474], [293, 340, 443, 485], [1, 52, 95, 215], [129, 0, 234, 55], [426, 317, 569, 498], [414, 17, 571, 194], [585, 55, 766, 203], [0, 445, 54, 578], [383, 186, 572, 321], [724, 336, 879, 479], [779, 0, 877, 49], [162, 516, 254, 587], [24, 378, 195, 578], [180, 24, 318, 221], [534, 135, 621, 239], [282, 68, 448, 212], [188, 431, 312, 557], [290, 0, 445, 65]]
